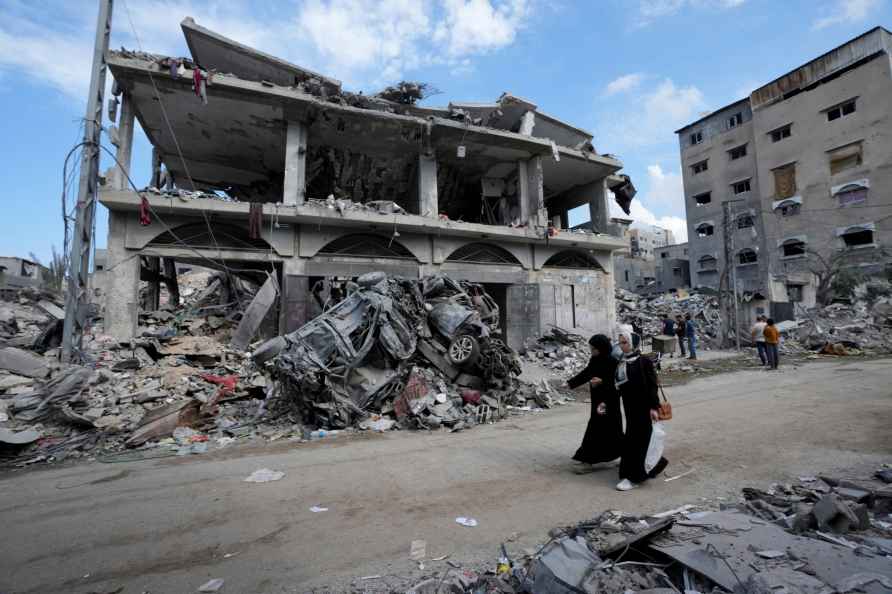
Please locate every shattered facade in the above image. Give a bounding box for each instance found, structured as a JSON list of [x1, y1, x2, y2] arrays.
[[678, 26, 892, 318], [99, 17, 633, 354]]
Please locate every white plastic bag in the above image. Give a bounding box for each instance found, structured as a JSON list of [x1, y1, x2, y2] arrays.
[[644, 422, 666, 473]]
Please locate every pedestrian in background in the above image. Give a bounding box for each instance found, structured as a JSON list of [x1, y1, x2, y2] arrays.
[[764, 318, 780, 369], [685, 313, 697, 360], [567, 334, 622, 471], [661, 314, 675, 357], [614, 331, 668, 491], [674, 314, 686, 357], [751, 315, 768, 366], [631, 319, 642, 350]]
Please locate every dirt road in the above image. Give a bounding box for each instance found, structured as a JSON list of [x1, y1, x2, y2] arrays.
[[2, 357, 891, 593]]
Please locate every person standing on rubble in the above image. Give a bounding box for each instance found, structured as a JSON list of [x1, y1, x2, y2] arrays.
[[674, 314, 686, 357], [567, 334, 622, 471], [661, 314, 676, 357], [764, 318, 780, 369], [614, 331, 668, 491], [685, 313, 697, 360], [751, 315, 768, 366]]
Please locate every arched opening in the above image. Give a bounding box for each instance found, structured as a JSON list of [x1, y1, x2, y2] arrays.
[[698, 255, 718, 271], [543, 250, 605, 271], [737, 248, 758, 265], [696, 223, 714, 237], [317, 233, 416, 260], [445, 242, 521, 265], [781, 239, 806, 258], [147, 222, 272, 252]]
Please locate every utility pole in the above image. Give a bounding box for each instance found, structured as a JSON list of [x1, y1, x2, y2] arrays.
[[723, 199, 744, 351], [62, 0, 114, 362]]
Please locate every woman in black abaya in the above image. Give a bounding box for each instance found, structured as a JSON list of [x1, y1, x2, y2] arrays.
[[614, 331, 668, 491], [567, 334, 622, 469]]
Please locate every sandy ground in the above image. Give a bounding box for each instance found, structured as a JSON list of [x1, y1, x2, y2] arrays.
[[1, 356, 890, 594]]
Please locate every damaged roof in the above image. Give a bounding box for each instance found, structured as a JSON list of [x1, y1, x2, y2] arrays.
[[108, 19, 621, 197]]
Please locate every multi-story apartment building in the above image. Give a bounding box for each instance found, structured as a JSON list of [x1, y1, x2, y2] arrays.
[[654, 243, 691, 293], [677, 27, 892, 318], [629, 225, 675, 260]]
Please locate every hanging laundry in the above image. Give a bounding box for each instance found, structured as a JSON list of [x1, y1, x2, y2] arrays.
[[139, 195, 152, 226], [249, 203, 263, 239], [192, 67, 209, 105]]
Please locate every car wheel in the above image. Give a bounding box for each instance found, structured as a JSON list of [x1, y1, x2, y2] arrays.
[[448, 335, 480, 366]]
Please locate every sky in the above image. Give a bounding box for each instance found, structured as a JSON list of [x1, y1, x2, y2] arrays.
[[0, 0, 890, 264]]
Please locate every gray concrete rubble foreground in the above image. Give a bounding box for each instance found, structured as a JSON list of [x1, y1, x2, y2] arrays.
[[98, 17, 635, 349], [0, 357, 890, 593]]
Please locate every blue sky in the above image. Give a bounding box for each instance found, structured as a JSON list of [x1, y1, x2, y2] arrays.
[[1, 0, 889, 263]]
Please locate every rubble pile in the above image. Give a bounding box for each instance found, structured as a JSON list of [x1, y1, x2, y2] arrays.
[[0, 272, 570, 467], [520, 327, 589, 376], [785, 281, 892, 354], [254, 272, 570, 431], [390, 465, 892, 594], [616, 287, 722, 348]]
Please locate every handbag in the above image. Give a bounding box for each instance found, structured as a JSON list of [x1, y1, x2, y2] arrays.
[[657, 383, 673, 421], [638, 357, 672, 421]]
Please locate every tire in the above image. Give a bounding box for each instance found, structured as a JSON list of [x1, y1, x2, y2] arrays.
[[448, 335, 480, 367]]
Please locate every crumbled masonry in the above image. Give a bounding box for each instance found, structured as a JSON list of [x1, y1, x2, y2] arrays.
[[0, 271, 569, 467], [384, 465, 892, 594]]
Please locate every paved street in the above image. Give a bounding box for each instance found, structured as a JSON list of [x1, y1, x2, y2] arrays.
[[2, 357, 891, 593]]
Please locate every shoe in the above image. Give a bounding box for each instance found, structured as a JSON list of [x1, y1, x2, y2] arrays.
[[616, 479, 638, 491]]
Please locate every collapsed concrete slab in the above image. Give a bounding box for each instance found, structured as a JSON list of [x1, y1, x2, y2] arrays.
[[98, 17, 633, 349]]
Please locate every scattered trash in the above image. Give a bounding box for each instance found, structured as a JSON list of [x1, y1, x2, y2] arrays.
[[309, 505, 328, 513], [243, 468, 285, 483], [197, 578, 225, 592], [455, 517, 478, 527]]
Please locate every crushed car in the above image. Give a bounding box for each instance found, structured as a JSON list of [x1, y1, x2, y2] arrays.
[[252, 272, 520, 428]]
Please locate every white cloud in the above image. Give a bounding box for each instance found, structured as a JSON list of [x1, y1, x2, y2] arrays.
[[0, 0, 535, 99], [637, 0, 746, 25], [610, 196, 689, 243], [812, 0, 882, 29], [433, 0, 530, 57], [599, 78, 707, 150], [643, 164, 685, 213], [608, 163, 688, 242], [604, 73, 644, 97]]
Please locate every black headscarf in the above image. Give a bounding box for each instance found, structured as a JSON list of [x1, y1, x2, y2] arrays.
[[588, 334, 613, 359]]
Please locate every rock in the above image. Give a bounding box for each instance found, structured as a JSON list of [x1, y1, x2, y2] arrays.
[[0, 347, 50, 378], [812, 494, 860, 533]]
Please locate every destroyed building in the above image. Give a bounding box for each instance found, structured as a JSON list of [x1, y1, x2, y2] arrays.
[[99, 18, 634, 352], [0, 257, 51, 295], [678, 26, 892, 321]]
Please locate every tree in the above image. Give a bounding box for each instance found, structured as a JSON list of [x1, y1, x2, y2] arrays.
[[805, 247, 891, 306]]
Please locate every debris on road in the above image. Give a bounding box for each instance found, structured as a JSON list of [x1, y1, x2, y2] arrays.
[[309, 505, 329, 513], [389, 465, 892, 593], [455, 517, 478, 527], [243, 468, 285, 483], [197, 578, 225, 592], [0, 271, 574, 468]]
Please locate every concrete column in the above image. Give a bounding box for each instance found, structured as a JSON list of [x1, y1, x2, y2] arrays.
[[519, 156, 545, 228], [105, 211, 139, 342], [283, 120, 308, 205], [163, 258, 179, 307], [141, 256, 161, 311], [114, 92, 135, 191], [519, 111, 535, 136], [150, 147, 163, 189], [587, 177, 610, 234], [418, 154, 438, 217], [280, 259, 309, 334]]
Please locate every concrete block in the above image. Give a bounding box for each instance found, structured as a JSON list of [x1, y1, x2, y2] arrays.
[[0, 347, 50, 379], [37, 301, 65, 320]]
